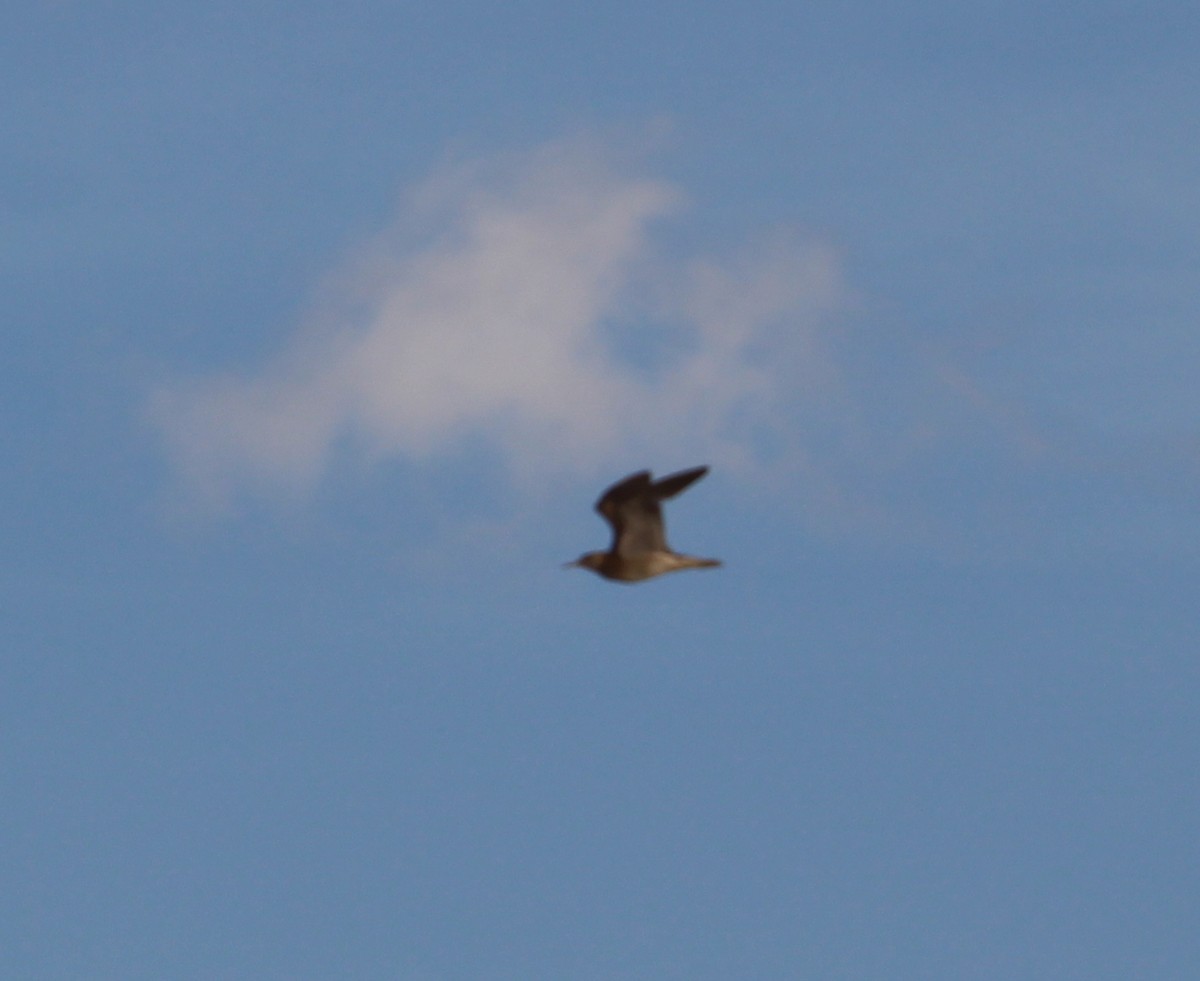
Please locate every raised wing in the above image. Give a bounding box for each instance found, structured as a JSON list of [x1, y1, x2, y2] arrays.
[[595, 466, 708, 557], [650, 466, 708, 501]]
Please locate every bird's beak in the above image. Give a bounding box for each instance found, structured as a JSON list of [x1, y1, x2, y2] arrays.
[[562, 560, 580, 570]]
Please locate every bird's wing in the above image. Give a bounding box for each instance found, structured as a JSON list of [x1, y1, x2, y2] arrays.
[[651, 466, 708, 501], [594, 471, 652, 520], [595, 466, 709, 556], [594, 470, 658, 555]]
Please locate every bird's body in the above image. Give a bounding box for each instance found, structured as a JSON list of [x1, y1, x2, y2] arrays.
[[567, 466, 721, 583]]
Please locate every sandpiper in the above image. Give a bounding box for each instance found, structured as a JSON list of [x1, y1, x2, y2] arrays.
[[566, 466, 721, 583]]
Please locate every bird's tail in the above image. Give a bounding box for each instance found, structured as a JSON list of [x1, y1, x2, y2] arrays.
[[679, 556, 721, 570]]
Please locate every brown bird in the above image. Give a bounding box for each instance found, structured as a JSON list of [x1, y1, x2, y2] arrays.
[[565, 466, 721, 582]]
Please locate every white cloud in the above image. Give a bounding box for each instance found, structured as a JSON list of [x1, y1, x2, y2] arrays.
[[151, 137, 847, 511]]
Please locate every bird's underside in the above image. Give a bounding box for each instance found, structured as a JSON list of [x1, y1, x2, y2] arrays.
[[588, 548, 721, 583]]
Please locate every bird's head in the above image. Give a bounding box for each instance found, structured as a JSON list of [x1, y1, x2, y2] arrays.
[[563, 551, 606, 574]]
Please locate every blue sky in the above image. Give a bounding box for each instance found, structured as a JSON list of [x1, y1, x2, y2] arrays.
[[5, 1, 1199, 977]]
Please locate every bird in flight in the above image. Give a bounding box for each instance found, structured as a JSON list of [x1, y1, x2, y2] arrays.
[[565, 466, 721, 582]]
